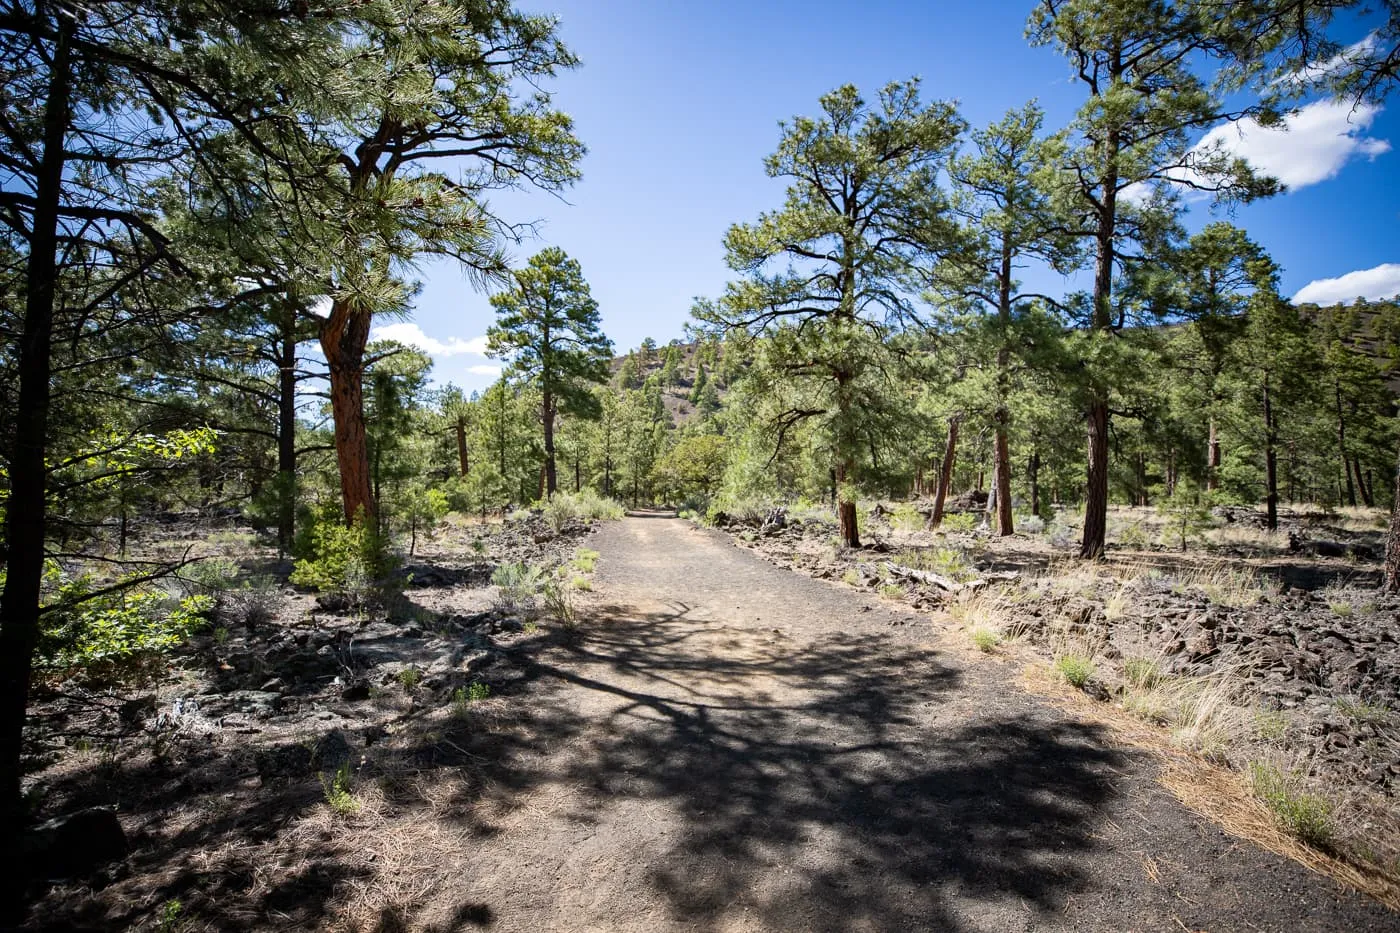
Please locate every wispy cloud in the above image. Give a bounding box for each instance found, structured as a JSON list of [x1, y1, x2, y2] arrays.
[[1275, 33, 1379, 88], [467, 364, 504, 376], [1294, 263, 1400, 305], [370, 322, 490, 357]]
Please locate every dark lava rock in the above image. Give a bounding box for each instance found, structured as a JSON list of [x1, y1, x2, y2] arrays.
[[21, 808, 128, 881]]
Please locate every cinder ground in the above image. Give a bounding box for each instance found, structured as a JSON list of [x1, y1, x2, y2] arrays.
[[22, 513, 1400, 932], [417, 514, 1395, 932]]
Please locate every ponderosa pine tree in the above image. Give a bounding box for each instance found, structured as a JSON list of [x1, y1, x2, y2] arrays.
[[695, 80, 967, 548], [946, 102, 1080, 535], [1171, 223, 1273, 493], [1028, 0, 1281, 557], [0, 0, 354, 860], [300, 1, 583, 524], [487, 248, 612, 498]]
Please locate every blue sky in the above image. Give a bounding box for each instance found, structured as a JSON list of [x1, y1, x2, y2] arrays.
[[374, 0, 1400, 392]]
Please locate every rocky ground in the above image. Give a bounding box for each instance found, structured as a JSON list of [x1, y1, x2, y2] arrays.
[[14, 504, 1400, 931], [18, 510, 601, 928]]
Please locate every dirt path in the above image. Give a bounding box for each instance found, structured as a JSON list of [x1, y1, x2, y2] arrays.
[[425, 515, 1396, 932]]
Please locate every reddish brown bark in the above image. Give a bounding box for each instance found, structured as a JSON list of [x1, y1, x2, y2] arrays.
[[1384, 441, 1400, 593], [836, 460, 860, 549], [1081, 398, 1110, 559], [455, 415, 470, 477], [320, 298, 375, 524], [993, 412, 1013, 536], [930, 416, 960, 530]]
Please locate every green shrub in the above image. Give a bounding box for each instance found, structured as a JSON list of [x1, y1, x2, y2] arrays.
[[397, 667, 421, 691], [291, 504, 397, 599], [1248, 762, 1333, 848], [571, 548, 599, 573], [321, 762, 360, 815], [35, 564, 212, 678], [940, 512, 977, 533], [887, 502, 925, 532], [970, 627, 1001, 652], [1055, 654, 1096, 688], [491, 561, 545, 615], [541, 490, 624, 531], [543, 574, 577, 625]]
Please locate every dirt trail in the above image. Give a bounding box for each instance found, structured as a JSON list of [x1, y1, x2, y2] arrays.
[[431, 515, 1396, 932]]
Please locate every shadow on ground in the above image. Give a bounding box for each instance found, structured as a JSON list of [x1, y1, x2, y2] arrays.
[[27, 602, 1126, 932]]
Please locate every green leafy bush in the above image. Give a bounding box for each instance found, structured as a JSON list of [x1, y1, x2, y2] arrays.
[[35, 565, 211, 677]]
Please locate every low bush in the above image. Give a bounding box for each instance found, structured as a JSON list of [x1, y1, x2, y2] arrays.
[[490, 561, 544, 616], [34, 564, 212, 679], [542, 490, 624, 531], [1055, 653, 1095, 688]]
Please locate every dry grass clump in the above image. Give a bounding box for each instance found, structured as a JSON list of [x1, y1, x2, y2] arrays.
[[1168, 562, 1278, 609], [1203, 525, 1290, 553]]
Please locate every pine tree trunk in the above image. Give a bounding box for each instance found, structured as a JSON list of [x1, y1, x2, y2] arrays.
[[542, 390, 557, 498], [930, 416, 959, 529], [1207, 416, 1221, 492], [277, 316, 298, 554], [1081, 397, 1110, 558], [455, 416, 470, 477], [1264, 374, 1279, 532], [1336, 385, 1356, 507], [1384, 441, 1400, 593], [1081, 130, 1118, 561], [993, 416, 1013, 536], [0, 13, 71, 864], [320, 298, 374, 524], [1029, 449, 1041, 518], [993, 243, 1014, 536], [836, 460, 860, 549]]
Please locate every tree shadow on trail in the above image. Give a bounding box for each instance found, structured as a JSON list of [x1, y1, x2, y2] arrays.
[[439, 603, 1129, 931]]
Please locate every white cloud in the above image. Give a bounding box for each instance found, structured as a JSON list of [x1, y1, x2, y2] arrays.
[[1294, 263, 1400, 305], [370, 322, 490, 357], [467, 364, 504, 376], [1188, 99, 1390, 190]]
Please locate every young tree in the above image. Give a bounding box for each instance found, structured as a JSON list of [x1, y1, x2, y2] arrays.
[[1028, 0, 1280, 557], [695, 80, 966, 547], [1170, 223, 1272, 492], [487, 247, 613, 498]]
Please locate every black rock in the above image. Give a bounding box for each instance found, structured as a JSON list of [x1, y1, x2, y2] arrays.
[[340, 681, 372, 701], [21, 808, 128, 881]]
